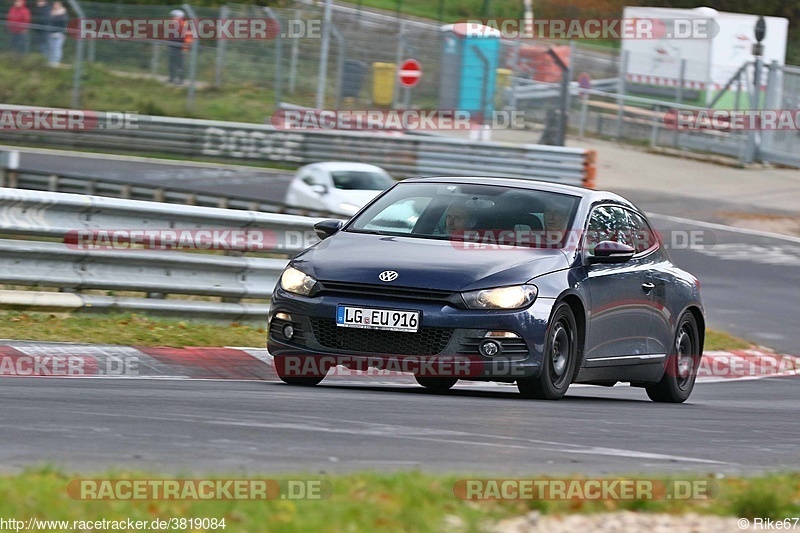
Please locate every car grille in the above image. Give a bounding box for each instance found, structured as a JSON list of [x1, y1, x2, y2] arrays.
[[315, 281, 455, 303], [310, 317, 452, 356]]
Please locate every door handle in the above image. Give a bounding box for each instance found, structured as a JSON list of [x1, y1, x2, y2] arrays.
[[641, 282, 655, 292]]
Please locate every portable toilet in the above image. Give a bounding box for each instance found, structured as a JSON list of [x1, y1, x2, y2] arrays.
[[439, 23, 502, 117]]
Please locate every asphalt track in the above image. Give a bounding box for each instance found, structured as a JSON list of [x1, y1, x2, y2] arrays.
[[2, 148, 798, 476], [1, 375, 798, 475]]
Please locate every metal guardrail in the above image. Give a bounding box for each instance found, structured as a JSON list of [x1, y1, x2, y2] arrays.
[[0, 104, 596, 187], [0, 165, 342, 218], [0, 187, 325, 320], [508, 77, 619, 103]]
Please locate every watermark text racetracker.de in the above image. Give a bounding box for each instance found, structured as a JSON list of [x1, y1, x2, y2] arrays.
[[0, 352, 138, 377], [666, 109, 800, 131], [0, 109, 138, 131], [67, 478, 332, 500], [64, 229, 320, 252], [271, 109, 526, 132], [71, 17, 322, 40], [453, 478, 718, 500], [457, 17, 718, 40]]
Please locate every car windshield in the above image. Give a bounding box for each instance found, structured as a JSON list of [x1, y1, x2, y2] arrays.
[[347, 182, 581, 248], [331, 171, 394, 190]]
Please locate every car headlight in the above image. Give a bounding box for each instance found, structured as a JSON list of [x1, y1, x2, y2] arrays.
[[461, 285, 538, 310], [280, 266, 318, 296], [339, 202, 360, 214]]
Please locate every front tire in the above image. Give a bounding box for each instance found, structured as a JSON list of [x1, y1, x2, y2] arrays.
[[517, 303, 577, 400], [274, 356, 329, 387], [646, 312, 701, 403], [414, 376, 457, 392]]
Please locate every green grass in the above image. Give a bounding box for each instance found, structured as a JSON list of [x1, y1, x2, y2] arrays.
[[705, 329, 754, 351], [0, 310, 756, 351], [0, 312, 266, 347], [0, 53, 289, 124], [1, 468, 799, 531]]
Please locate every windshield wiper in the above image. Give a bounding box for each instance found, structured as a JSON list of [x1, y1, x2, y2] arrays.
[[346, 229, 402, 236]]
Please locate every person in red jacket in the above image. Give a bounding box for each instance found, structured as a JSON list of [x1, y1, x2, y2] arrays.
[[166, 9, 193, 85], [6, 0, 31, 54]]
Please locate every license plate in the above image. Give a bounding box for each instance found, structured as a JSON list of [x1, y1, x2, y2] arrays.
[[336, 305, 420, 333]]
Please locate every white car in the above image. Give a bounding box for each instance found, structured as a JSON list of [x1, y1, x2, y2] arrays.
[[284, 162, 395, 216]]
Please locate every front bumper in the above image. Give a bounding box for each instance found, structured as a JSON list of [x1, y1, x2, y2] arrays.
[[267, 286, 557, 381]]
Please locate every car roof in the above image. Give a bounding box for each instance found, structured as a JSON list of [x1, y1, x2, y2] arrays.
[[303, 162, 389, 173], [401, 176, 637, 210]]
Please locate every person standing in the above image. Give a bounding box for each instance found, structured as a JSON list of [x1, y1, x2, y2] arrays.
[[46, 0, 67, 66], [6, 0, 31, 54], [166, 9, 193, 85], [30, 0, 51, 56]]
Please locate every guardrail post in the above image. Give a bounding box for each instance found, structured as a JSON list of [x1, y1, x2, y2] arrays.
[[48, 174, 60, 192], [0, 151, 20, 187]]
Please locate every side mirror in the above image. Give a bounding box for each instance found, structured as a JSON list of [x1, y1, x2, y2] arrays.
[[587, 240, 636, 264], [310, 184, 328, 196], [314, 219, 343, 240]]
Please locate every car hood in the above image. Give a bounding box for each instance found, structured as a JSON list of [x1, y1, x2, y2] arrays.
[[292, 231, 570, 292]]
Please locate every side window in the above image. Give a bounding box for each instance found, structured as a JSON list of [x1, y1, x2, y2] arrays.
[[585, 206, 632, 255], [626, 210, 658, 254], [302, 170, 325, 186]]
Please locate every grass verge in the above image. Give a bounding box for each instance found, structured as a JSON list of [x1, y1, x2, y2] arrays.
[[1, 469, 799, 532], [0, 312, 266, 348], [0, 54, 288, 124], [0, 310, 759, 351]]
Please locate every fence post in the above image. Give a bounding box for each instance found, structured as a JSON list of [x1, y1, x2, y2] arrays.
[[331, 25, 346, 109], [578, 92, 588, 138], [183, 3, 200, 112], [616, 50, 629, 139], [676, 59, 686, 106], [151, 40, 162, 77], [315, 0, 334, 109], [215, 6, 230, 88], [392, 19, 405, 109], [67, 0, 87, 108], [288, 9, 300, 94], [264, 7, 283, 110], [760, 61, 782, 159]]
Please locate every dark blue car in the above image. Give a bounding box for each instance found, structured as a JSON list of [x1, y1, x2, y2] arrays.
[[267, 177, 705, 402]]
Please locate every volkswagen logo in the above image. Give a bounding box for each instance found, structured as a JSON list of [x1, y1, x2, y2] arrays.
[[378, 270, 399, 282]]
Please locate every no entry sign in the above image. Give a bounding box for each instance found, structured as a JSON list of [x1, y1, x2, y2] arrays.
[[399, 59, 422, 88]]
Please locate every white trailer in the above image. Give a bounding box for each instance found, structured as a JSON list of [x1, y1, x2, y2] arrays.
[[621, 6, 788, 105]]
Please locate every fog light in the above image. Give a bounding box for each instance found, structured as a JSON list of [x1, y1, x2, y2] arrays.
[[479, 340, 501, 357], [283, 324, 295, 340]]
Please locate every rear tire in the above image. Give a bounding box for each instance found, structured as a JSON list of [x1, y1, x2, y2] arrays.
[[414, 376, 457, 392], [517, 303, 577, 400], [646, 312, 701, 403]]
